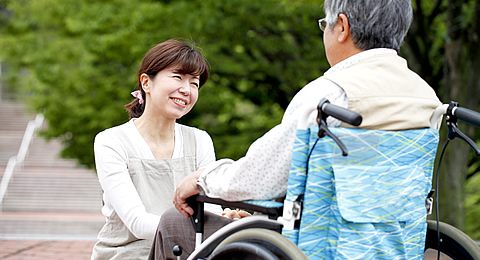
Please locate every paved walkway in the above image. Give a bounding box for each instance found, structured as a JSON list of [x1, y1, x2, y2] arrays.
[[0, 212, 103, 259], [0, 239, 95, 260]]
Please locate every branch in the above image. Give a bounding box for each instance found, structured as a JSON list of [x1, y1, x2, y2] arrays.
[[415, 0, 425, 33], [466, 171, 477, 180], [428, 0, 445, 24], [471, 0, 480, 44]]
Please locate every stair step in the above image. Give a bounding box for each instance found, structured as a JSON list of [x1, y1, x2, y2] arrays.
[[3, 203, 101, 210], [2, 204, 101, 212], [0, 212, 104, 239], [0, 102, 105, 240], [0, 102, 103, 215], [0, 103, 36, 132], [2, 165, 103, 213], [5, 189, 100, 194]]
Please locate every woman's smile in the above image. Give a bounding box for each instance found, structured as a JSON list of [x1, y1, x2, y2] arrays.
[[171, 97, 187, 106]]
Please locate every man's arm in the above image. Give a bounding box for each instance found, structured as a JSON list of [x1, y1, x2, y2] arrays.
[[196, 123, 296, 201], [173, 78, 347, 217], [173, 120, 297, 217], [194, 79, 348, 202]]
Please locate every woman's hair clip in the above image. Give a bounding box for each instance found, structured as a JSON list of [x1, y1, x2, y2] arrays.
[[131, 90, 144, 104]]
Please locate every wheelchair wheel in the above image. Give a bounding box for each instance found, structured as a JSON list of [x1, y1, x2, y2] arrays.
[[208, 241, 279, 260], [209, 228, 307, 260], [424, 220, 480, 260]]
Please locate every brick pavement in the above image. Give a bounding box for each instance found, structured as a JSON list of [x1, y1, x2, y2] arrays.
[[0, 239, 95, 260], [0, 212, 103, 259]]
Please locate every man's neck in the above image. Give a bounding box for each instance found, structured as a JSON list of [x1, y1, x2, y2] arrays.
[[326, 48, 397, 75]]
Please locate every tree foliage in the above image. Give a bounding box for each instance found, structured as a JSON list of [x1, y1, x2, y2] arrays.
[[0, 0, 327, 167], [404, 0, 480, 239], [2, 0, 480, 240]]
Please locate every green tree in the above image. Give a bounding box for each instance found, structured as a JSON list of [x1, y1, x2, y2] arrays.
[[445, 0, 480, 240], [3, 0, 480, 240], [404, 0, 480, 238], [0, 0, 327, 168]]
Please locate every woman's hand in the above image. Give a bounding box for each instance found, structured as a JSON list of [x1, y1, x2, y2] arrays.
[[221, 208, 252, 220], [173, 169, 204, 218]]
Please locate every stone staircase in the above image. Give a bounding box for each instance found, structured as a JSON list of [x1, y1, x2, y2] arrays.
[[0, 102, 104, 240]]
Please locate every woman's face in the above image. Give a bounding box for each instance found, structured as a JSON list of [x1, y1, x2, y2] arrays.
[[142, 66, 200, 120]]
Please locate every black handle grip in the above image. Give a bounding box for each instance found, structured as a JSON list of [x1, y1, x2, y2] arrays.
[[321, 102, 362, 126], [452, 106, 480, 127]]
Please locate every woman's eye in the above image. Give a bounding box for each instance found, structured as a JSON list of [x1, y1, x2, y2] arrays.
[[173, 75, 182, 80], [191, 82, 199, 88]]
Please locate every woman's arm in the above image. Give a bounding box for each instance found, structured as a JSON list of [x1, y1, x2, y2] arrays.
[[195, 129, 216, 168], [94, 130, 160, 240], [194, 129, 223, 214]]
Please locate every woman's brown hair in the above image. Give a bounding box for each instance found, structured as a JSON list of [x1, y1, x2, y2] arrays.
[[124, 39, 209, 119]]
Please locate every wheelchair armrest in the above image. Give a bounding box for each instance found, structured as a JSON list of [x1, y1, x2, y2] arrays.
[[194, 195, 284, 219]]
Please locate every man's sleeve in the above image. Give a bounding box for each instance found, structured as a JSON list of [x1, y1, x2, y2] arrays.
[[197, 120, 297, 201], [196, 77, 347, 202]]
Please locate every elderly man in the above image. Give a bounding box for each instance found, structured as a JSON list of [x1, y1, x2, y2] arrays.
[[150, 0, 441, 259]]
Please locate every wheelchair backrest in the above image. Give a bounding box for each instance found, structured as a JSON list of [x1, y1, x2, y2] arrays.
[[283, 126, 439, 259]]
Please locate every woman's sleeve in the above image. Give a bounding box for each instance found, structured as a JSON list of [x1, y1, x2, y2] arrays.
[[194, 129, 223, 214], [195, 129, 216, 168], [94, 130, 160, 240]]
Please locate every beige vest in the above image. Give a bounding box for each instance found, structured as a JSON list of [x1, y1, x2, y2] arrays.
[[323, 53, 441, 130], [92, 125, 197, 260]]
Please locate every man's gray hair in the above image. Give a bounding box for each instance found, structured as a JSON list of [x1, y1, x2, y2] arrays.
[[323, 0, 413, 51]]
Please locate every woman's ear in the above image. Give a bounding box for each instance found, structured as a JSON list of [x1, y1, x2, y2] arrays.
[[337, 13, 351, 43], [140, 73, 150, 93]]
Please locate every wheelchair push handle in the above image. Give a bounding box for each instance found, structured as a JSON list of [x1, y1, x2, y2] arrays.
[[318, 99, 362, 126], [316, 99, 362, 156], [449, 103, 480, 127], [446, 101, 480, 156]]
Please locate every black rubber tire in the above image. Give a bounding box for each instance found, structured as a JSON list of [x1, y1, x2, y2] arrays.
[[210, 228, 307, 260], [424, 220, 480, 260], [209, 241, 279, 260]]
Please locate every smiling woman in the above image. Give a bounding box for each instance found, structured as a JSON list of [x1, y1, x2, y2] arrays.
[[90, 39, 228, 260], [125, 39, 209, 120], [140, 67, 200, 122]]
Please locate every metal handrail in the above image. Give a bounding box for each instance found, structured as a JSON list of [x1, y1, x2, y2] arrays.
[[0, 113, 44, 210]]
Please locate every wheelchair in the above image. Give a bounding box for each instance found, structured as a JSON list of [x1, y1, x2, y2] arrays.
[[179, 99, 480, 260]]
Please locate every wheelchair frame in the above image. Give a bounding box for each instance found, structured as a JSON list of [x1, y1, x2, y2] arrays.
[[182, 100, 480, 260]]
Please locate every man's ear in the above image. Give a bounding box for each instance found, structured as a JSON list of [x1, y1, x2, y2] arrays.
[[140, 73, 150, 93], [337, 13, 351, 43]]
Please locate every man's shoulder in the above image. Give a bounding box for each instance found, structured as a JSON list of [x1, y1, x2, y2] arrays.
[[283, 76, 346, 123], [295, 76, 344, 98]]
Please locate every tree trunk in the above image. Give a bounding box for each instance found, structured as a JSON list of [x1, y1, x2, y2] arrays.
[[437, 0, 480, 229]]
